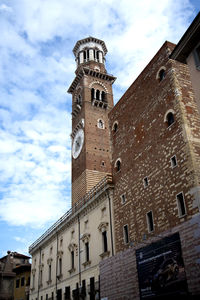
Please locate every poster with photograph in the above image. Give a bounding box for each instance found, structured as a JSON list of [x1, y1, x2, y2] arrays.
[[136, 232, 188, 299]]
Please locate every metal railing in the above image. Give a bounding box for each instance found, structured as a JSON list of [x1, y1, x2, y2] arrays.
[[29, 174, 113, 253]]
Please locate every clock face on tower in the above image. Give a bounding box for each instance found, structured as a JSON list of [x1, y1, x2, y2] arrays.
[[72, 128, 84, 159]]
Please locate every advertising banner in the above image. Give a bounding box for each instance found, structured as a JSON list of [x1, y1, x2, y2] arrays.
[[136, 232, 188, 299]]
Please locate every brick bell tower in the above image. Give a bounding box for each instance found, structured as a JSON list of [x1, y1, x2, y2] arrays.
[[68, 37, 116, 206]]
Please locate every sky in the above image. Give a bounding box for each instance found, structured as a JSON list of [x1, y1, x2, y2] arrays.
[[0, 0, 199, 258]]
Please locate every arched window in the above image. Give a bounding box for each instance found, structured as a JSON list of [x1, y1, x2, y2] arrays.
[[102, 91, 106, 102], [113, 121, 118, 133], [166, 112, 174, 127], [96, 89, 100, 100], [84, 51, 86, 60], [87, 49, 89, 60], [115, 159, 121, 172], [96, 51, 99, 61], [159, 69, 166, 81], [91, 88, 95, 101], [97, 119, 104, 129]]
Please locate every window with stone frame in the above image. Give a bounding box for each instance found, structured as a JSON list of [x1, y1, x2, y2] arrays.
[[177, 192, 186, 217], [123, 224, 129, 244], [147, 211, 154, 232], [171, 155, 177, 168], [85, 242, 90, 262]]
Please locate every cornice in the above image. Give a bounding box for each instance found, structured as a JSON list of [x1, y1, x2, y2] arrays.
[[29, 174, 114, 254], [67, 67, 116, 94]]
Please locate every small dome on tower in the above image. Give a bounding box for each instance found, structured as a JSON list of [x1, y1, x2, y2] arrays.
[[73, 36, 107, 66]]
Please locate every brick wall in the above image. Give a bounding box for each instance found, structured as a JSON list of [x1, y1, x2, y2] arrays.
[[109, 41, 200, 253], [100, 213, 200, 299]]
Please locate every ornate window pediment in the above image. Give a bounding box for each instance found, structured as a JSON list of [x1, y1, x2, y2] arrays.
[[68, 243, 77, 252], [47, 258, 53, 265], [57, 250, 63, 258], [81, 233, 90, 243], [98, 222, 108, 232]]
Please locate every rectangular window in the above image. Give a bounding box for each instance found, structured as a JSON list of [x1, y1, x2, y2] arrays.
[[65, 286, 70, 300], [90, 277, 95, 300], [59, 258, 61, 274], [147, 211, 154, 232], [71, 251, 74, 269], [51, 292, 54, 300], [102, 231, 108, 252], [48, 264, 51, 281], [57, 289, 62, 300], [143, 177, 149, 188], [21, 277, 25, 286], [177, 192, 186, 217], [16, 279, 20, 288], [171, 155, 177, 168], [123, 224, 129, 244], [81, 280, 86, 297], [120, 194, 126, 204], [85, 242, 89, 262]]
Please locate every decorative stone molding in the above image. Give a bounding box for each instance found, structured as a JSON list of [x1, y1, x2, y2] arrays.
[[82, 260, 91, 268], [98, 222, 108, 232], [57, 274, 63, 280], [81, 233, 90, 243], [47, 258, 53, 265], [46, 279, 52, 285], [99, 251, 110, 259], [57, 250, 63, 258], [89, 81, 108, 93], [68, 243, 77, 252], [68, 267, 76, 274]]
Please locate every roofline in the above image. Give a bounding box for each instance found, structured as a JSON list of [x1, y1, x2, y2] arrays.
[[170, 12, 200, 62], [73, 36, 108, 56], [29, 174, 114, 254]]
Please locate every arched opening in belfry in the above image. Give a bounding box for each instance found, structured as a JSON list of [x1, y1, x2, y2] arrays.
[[96, 89, 100, 100], [91, 88, 95, 101], [102, 91, 106, 102]]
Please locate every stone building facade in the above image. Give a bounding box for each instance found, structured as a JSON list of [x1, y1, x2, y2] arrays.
[[0, 251, 30, 300], [29, 12, 200, 300]]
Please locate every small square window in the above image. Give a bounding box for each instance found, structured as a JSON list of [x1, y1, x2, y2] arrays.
[[177, 192, 186, 217], [171, 155, 177, 168], [123, 224, 129, 244], [143, 177, 149, 188], [147, 211, 154, 232], [121, 194, 126, 204]]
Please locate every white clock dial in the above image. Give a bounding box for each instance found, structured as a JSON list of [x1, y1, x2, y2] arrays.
[[72, 129, 84, 159]]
